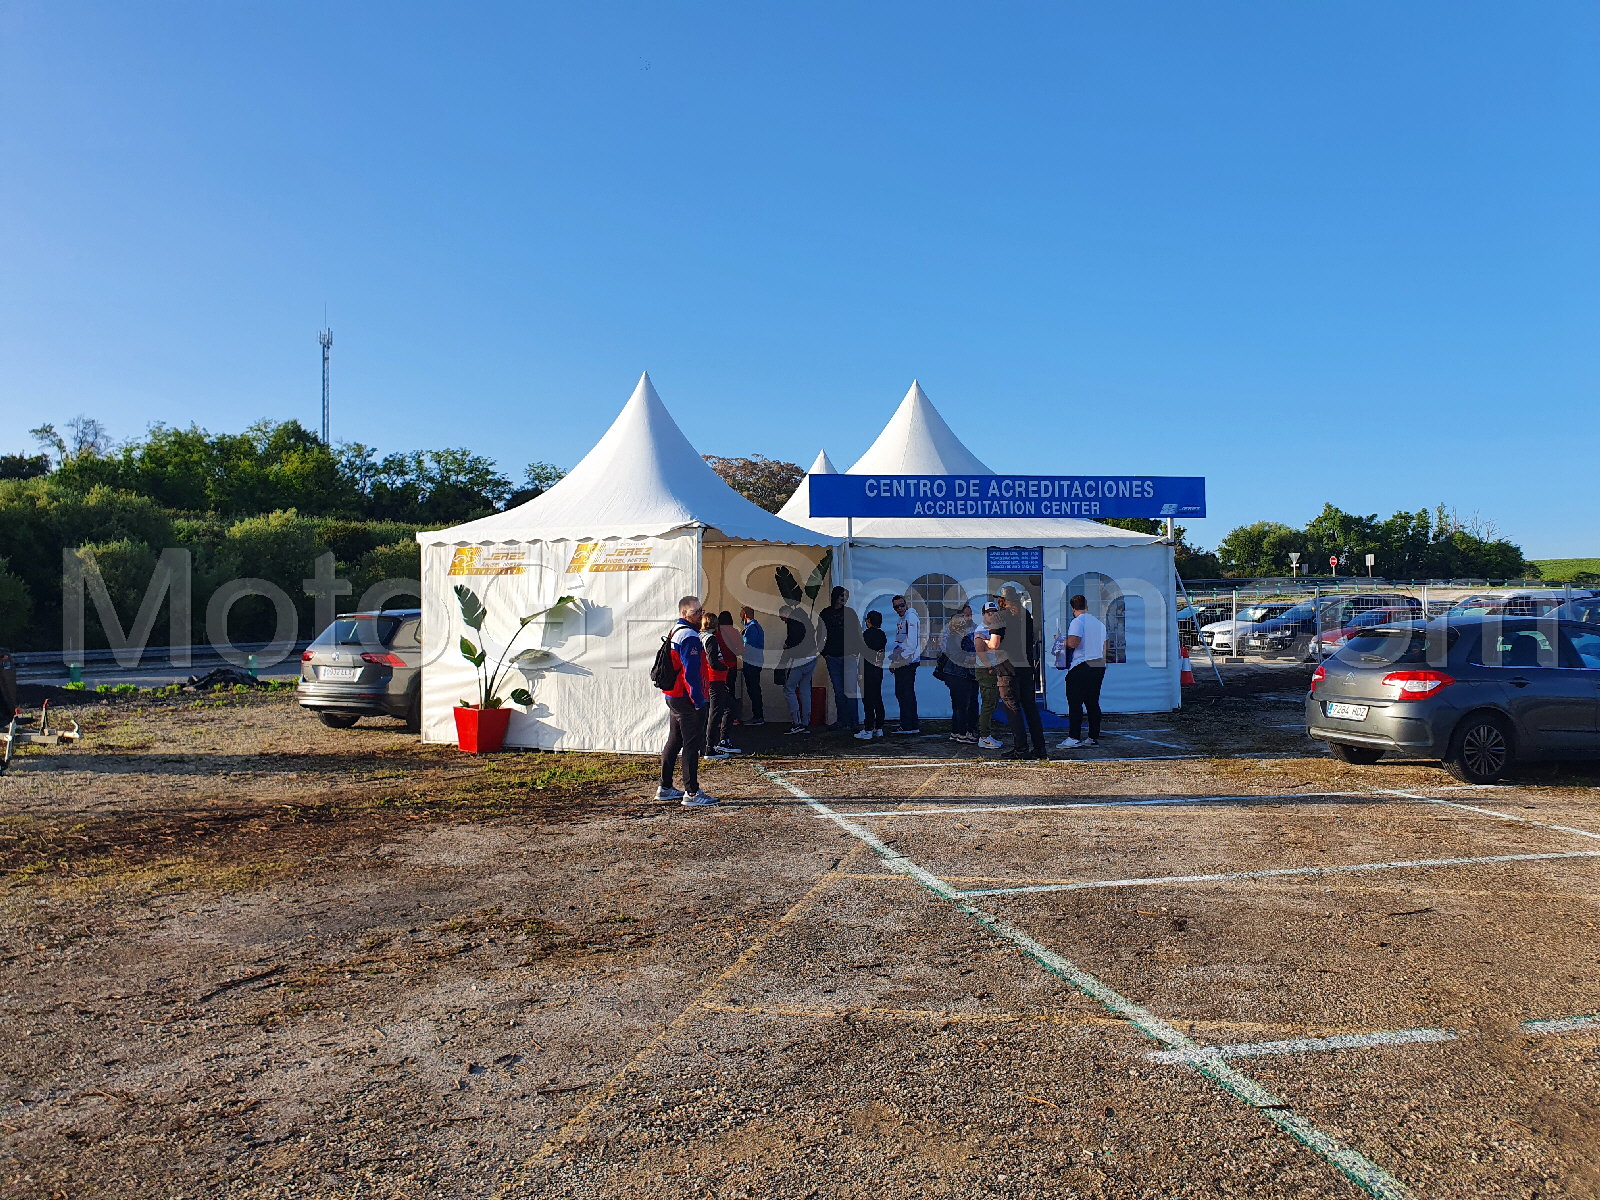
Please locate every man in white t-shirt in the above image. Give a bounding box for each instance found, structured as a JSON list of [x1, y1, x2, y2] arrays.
[[1059, 593, 1108, 749]]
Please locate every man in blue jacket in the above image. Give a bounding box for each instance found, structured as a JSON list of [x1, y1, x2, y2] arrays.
[[739, 605, 765, 726], [658, 595, 718, 806]]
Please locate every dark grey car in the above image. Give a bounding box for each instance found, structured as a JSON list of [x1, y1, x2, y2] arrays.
[[297, 610, 422, 730], [1306, 615, 1600, 783]]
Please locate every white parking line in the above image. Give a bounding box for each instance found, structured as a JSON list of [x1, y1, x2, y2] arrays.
[[757, 764, 1414, 1200], [1150, 1028, 1458, 1065], [1522, 1015, 1600, 1035], [820, 790, 1384, 819], [958, 850, 1600, 898], [1108, 733, 1190, 750], [1375, 789, 1600, 842]]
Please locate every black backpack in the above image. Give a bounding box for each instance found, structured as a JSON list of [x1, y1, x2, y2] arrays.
[[650, 631, 681, 691]]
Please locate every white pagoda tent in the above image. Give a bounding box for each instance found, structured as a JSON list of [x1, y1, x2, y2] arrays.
[[778, 381, 1180, 717], [415, 374, 829, 753]]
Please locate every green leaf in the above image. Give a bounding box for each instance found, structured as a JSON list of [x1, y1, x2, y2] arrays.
[[482, 696, 504, 709], [454, 584, 487, 630], [802, 548, 834, 604], [774, 565, 803, 605], [459, 636, 486, 667], [509, 687, 534, 707]]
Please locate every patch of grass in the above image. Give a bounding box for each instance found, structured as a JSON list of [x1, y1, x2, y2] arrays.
[[1534, 558, 1600, 582], [17, 854, 293, 899]]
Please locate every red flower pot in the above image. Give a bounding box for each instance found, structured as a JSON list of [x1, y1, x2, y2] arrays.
[[454, 705, 512, 754]]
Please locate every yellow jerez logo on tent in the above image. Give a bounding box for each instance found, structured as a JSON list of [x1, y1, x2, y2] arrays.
[[565, 542, 654, 573], [447, 547, 527, 576]]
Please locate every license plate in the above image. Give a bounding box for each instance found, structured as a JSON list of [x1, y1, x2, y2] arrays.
[[1325, 702, 1368, 720], [320, 666, 358, 681]]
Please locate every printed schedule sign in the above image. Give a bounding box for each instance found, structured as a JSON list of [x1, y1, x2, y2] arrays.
[[809, 474, 1206, 520], [987, 547, 1043, 573]]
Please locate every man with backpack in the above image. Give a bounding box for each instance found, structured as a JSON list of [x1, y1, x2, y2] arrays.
[[653, 594, 718, 806]]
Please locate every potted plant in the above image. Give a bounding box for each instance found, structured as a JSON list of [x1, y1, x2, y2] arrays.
[[453, 584, 575, 753]]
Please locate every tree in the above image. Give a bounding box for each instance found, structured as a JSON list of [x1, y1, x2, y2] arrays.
[[31, 416, 112, 467], [503, 461, 568, 509], [1217, 521, 1301, 577], [0, 558, 32, 644], [703, 454, 803, 513], [0, 454, 49, 480]]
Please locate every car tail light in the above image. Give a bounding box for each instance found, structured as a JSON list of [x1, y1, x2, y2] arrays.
[[1380, 670, 1455, 700], [301, 650, 314, 662], [361, 652, 405, 668], [1310, 665, 1326, 693]]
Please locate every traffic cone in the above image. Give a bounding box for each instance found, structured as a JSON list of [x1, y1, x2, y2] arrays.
[[1180, 644, 1196, 686]]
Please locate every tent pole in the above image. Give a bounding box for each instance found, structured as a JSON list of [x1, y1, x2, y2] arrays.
[[1177, 571, 1224, 686]]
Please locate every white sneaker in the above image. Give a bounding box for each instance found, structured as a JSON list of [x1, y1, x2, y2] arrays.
[[1057, 737, 1084, 749], [702, 749, 729, 761], [718, 743, 744, 754], [853, 729, 875, 740], [655, 786, 684, 801], [977, 736, 1002, 750], [680, 792, 719, 807], [1082, 738, 1099, 747]]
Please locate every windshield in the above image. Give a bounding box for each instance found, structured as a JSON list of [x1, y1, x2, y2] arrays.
[[1276, 604, 1315, 622], [1237, 606, 1279, 622], [313, 616, 404, 648]]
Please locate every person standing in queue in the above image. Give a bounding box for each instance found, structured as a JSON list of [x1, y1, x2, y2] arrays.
[[657, 595, 717, 806], [715, 610, 743, 726], [991, 587, 1047, 760], [855, 609, 887, 740], [700, 612, 739, 758], [888, 594, 923, 734], [738, 606, 766, 726], [779, 604, 818, 734], [1058, 593, 1108, 749], [818, 586, 863, 734], [974, 601, 1003, 750], [941, 603, 979, 744]]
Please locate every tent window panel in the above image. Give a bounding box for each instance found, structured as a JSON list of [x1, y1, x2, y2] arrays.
[[1066, 571, 1127, 665], [909, 572, 968, 662]]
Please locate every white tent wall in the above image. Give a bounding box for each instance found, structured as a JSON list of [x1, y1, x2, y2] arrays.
[[419, 531, 699, 754], [842, 542, 1178, 722]]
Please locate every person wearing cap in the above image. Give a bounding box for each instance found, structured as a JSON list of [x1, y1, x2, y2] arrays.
[[973, 601, 1003, 750]]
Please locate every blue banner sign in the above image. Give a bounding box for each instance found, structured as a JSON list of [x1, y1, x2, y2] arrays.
[[809, 474, 1206, 520], [987, 546, 1043, 573]]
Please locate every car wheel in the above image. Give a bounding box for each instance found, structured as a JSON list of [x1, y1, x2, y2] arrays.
[[1443, 713, 1512, 784], [319, 712, 359, 730], [1329, 742, 1384, 765], [404, 688, 421, 734]]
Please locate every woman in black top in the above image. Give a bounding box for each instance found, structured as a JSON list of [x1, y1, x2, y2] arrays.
[[856, 610, 888, 740]]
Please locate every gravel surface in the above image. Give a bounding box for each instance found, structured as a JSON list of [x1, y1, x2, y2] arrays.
[[3, 677, 1599, 1199]]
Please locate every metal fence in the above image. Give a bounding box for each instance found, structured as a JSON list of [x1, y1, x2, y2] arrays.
[[1178, 579, 1596, 663]]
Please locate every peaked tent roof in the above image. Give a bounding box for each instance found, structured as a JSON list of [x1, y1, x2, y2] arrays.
[[782, 381, 1162, 547], [418, 374, 829, 545], [847, 381, 992, 475], [775, 448, 837, 528]]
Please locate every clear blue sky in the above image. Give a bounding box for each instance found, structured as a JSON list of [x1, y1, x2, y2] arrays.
[[3, 2, 1595, 557]]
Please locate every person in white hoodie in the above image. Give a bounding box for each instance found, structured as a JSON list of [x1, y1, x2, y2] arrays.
[[887, 594, 924, 734]]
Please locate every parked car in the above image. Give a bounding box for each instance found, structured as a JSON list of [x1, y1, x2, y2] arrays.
[[297, 609, 423, 730], [1306, 615, 1600, 783], [1200, 603, 1295, 654], [1451, 589, 1599, 618], [0, 646, 15, 716], [1548, 595, 1600, 624], [1176, 603, 1232, 648], [1311, 607, 1428, 657], [1245, 593, 1422, 660]]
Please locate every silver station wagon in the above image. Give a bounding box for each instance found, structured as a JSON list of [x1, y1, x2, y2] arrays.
[[1306, 615, 1600, 783]]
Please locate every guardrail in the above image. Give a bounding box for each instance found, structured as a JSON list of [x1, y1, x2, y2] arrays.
[[13, 641, 309, 677]]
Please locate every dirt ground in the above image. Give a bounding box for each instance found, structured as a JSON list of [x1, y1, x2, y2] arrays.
[[4, 667, 1600, 1200]]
